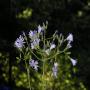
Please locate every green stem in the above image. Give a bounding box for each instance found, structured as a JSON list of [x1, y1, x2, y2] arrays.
[[42, 29, 46, 90], [29, 48, 42, 61], [20, 51, 31, 90], [25, 60, 31, 90], [42, 60, 45, 90]]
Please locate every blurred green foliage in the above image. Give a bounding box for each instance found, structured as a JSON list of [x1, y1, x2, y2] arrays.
[[0, 51, 87, 90], [16, 8, 32, 19], [0, 52, 9, 84]]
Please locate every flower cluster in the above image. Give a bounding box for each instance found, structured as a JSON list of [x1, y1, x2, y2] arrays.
[[13, 22, 88, 90], [30, 38, 40, 49], [28, 25, 44, 49], [15, 35, 25, 49], [14, 24, 77, 79]]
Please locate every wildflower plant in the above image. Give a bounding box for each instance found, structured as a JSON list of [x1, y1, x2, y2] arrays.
[[15, 22, 86, 90]]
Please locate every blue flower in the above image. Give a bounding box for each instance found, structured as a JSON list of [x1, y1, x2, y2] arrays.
[[52, 62, 58, 78], [70, 58, 77, 66], [66, 33, 73, 43], [38, 25, 42, 33], [28, 30, 40, 49], [31, 38, 40, 49], [29, 30, 37, 40], [29, 59, 39, 71], [15, 35, 25, 48], [50, 43, 56, 50]]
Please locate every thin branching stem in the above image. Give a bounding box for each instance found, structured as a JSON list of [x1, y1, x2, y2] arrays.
[[23, 34, 32, 90], [24, 59, 31, 90]]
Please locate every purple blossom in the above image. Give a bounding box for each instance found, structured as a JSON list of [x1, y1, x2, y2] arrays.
[[29, 59, 39, 71], [15, 35, 25, 48], [52, 62, 58, 78], [28, 30, 41, 49], [28, 30, 37, 39], [70, 58, 77, 66], [31, 38, 40, 49], [29, 30, 34, 38], [50, 43, 56, 50], [38, 25, 42, 33], [66, 33, 73, 43], [37, 25, 44, 36]]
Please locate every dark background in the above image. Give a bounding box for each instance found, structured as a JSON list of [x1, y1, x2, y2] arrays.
[[0, 0, 90, 90]]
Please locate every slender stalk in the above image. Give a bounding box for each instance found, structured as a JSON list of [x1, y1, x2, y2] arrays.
[[42, 60, 45, 90], [42, 28, 46, 90], [22, 33, 31, 90], [25, 59, 31, 90], [29, 48, 42, 61]]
